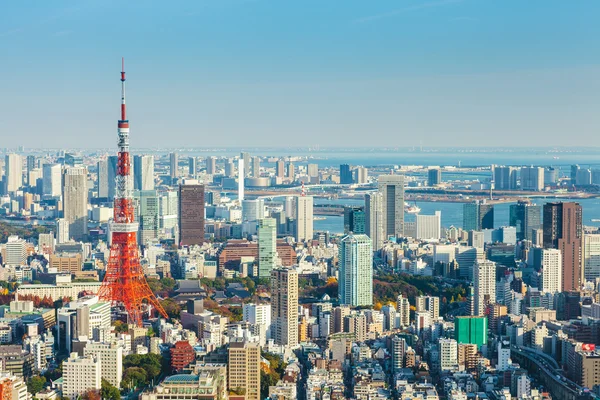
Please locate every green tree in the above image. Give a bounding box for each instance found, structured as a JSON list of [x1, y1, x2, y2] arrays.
[[122, 367, 148, 389], [113, 320, 129, 333], [27, 376, 46, 395], [159, 298, 181, 319], [101, 379, 121, 400], [124, 353, 162, 381]]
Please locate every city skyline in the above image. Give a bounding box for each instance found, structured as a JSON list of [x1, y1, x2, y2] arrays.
[[1, 1, 599, 148]]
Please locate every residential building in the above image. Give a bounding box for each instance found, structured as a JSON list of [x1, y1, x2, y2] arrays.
[[63, 166, 88, 241], [294, 196, 313, 243], [474, 260, 496, 316], [5, 154, 22, 193], [365, 192, 385, 251], [541, 249, 562, 294], [62, 352, 101, 400], [271, 268, 298, 348], [338, 234, 373, 307], [228, 340, 260, 400], [83, 342, 123, 388], [584, 233, 600, 281], [378, 174, 404, 238]]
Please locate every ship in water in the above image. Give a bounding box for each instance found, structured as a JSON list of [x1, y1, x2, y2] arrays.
[[405, 201, 421, 214]]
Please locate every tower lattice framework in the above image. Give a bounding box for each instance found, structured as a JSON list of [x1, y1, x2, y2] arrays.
[[98, 59, 168, 327]]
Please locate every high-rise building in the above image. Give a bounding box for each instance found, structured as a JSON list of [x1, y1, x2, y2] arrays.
[[238, 158, 245, 201], [396, 295, 410, 327], [463, 201, 494, 231], [428, 168, 442, 186], [178, 184, 205, 246], [343, 206, 365, 234], [251, 156, 260, 178], [455, 316, 488, 348], [378, 174, 405, 238], [571, 164, 580, 183], [340, 164, 353, 184], [354, 166, 368, 184], [5, 154, 22, 193], [242, 199, 264, 223], [224, 158, 235, 177], [584, 233, 600, 282], [494, 166, 518, 190], [83, 342, 123, 388], [509, 200, 542, 241], [416, 296, 440, 321], [271, 268, 298, 347], [258, 218, 277, 279], [541, 249, 562, 294], [520, 166, 544, 191], [228, 340, 260, 400], [543, 202, 583, 291], [416, 211, 441, 240], [287, 162, 295, 181], [205, 156, 216, 175], [392, 336, 407, 372], [97, 156, 118, 200], [169, 152, 178, 179], [576, 168, 592, 186], [365, 192, 385, 250], [276, 160, 286, 178], [240, 152, 251, 177], [188, 157, 197, 176], [439, 338, 458, 372], [133, 155, 154, 191], [545, 167, 558, 186], [135, 190, 160, 245], [474, 260, 496, 316], [63, 352, 101, 399], [339, 234, 373, 307], [4, 236, 26, 266], [63, 166, 88, 241], [294, 196, 313, 242], [42, 163, 62, 197]]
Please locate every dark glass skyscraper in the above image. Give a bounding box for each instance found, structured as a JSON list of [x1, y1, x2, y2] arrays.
[[509, 200, 542, 241], [340, 164, 353, 184], [463, 201, 494, 231], [343, 206, 366, 234], [178, 184, 205, 246], [427, 168, 441, 186]]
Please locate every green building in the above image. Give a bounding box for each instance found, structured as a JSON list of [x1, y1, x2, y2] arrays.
[[343, 206, 366, 234], [455, 316, 488, 348], [258, 218, 277, 279]]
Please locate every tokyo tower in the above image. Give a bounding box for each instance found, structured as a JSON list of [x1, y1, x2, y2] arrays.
[[98, 59, 168, 327]]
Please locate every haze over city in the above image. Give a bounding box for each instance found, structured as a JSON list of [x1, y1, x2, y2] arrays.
[[2, 0, 600, 148]]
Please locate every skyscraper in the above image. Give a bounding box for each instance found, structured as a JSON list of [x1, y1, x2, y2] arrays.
[[463, 201, 493, 231], [494, 166, 518, 190], [416, 296, 440, 321], [339, 234, 373, 307], [205, 156, 216, 175], [228, 340, 261, 400], [258, 218, 277, 279], [428, 168, 442, 186], [396, 294, 410, 327], [541, 249, 562, 294], [474, 260, 496, 316], [5, 154, 22, 193], [178, 184, 205, 246], [276, 159, 286, 178], [240, 152, 251, 177], [224, 158, 235, 177], [509, 200, 542, 241], [97, 156, 118, 200], [584, 233, 600, 282], [354, 166, 368, 184], [294, 196, 313, 242], [135, 190, 160, 246], [188, 156, 197, 176], [63, 166, 88, 241], [416, 211, 441, 240], [241, 199, 265, 223], [520, 166, 544, 191], [365, 192, 385, 251], [340, 164, 353, 184], [343, 206, 366, 234], [238, 158, 245, 201], [287, 162, 295, 180], [251, 156, 260, 178], [543, 202, 583, 291], [133, 155, 154, 191], [378, 174, 405, 238], [271, 267, 298, 347], [169, 152, 178, 179], [42, 163, 62, 197]]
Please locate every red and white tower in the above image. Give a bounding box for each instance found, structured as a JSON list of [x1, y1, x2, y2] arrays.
[[98, 59, 168, 326]]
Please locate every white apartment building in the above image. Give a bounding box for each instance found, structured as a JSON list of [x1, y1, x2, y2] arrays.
[[63, 352, 101, 400], [83, 342, 123, 388]]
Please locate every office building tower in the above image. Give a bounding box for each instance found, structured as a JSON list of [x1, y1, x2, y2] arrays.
[[416, 296, 440, 321], [224, 158, 235, 177], [494, 166, 518, 190], [474, 260, 496, 316], [339, 234, 373, 307], [378, 174, 405, 238], [520, 166, 544, 191], [287, 162, 295, 180], [228, 340, 260, 400], [576, 168, 592, 186], [63, 166, 88, 241], [238, 158, 244, 201], [543, 202, 583, 291], [258, 218, 277, 279], [271, 268, 298, 347], [133, 155, 154, 191], [439, 338, 458, 372], [26, 155, 35, 185], [169, 152, 178, 179], [4, 236, 26, 266], [240, 152, 251, 176], [97, 156, 118, 200], [509, 200, 542, 241], [56, 218, 69, 244], [544, 167, 558, 186], [188, 157, 197, 176], [463, 201, 494, 231], [343, 206, 366, 234], [340, 164, 353, 184], [251, 156, 260, 178], [205, 156, 216, 175], [5, 154, 22, 193], [42, 163, 62, 197], [541, 249, 562, 294], [365, 192, 385, 251], [428, 168, 442, 186], [396, 295, 410, 327], [416, 211, 441, 240], [571, 164, 580, 183], [63, 353, 101, 399], [584, 233, 600, 281], [294, 196, 313, 242], [276, 159, 286, 178], [455, 316, 488, 348], [354, 166, 368, 184], [241, 199, 264, 223], [135, 190, 160, 245], [64, 152, 83, 167], [178, 184, 205, 246], [83, 342, 123, 388]]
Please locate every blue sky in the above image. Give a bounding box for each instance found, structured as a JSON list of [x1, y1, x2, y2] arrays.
[[1, 0, 599, 149]]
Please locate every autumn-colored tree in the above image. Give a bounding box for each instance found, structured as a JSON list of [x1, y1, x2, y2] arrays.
[[81, 389, 101, 400], [374, 302, 383, 311]]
